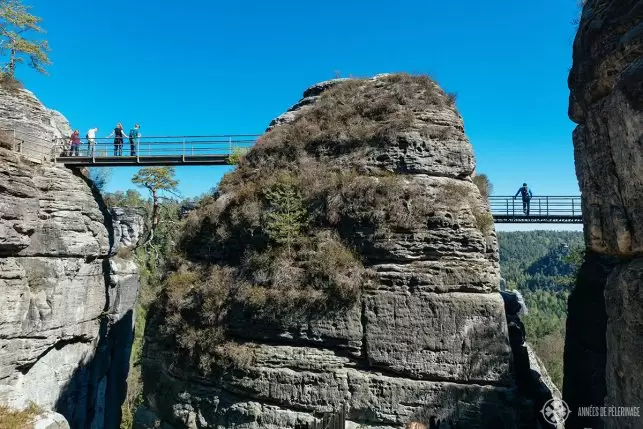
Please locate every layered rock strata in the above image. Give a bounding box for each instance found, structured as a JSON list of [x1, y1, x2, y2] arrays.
[[0, 88, 141, 429], [0, 86, 70, 161], [140, 75, 540, 428], [565, 1, 643, 429]]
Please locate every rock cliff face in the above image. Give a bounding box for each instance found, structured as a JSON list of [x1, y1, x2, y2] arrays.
[[0, 86, 70, 161], [0, 88, 141, 429], [565, 1, 642, 429], [139, 75, 544, 428]]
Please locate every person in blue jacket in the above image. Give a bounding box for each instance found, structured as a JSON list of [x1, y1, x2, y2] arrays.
[[514, 183, 533, 215]]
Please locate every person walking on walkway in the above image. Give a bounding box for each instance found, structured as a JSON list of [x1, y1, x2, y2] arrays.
[[107, 123, 126, 156], [514, 182, 533, 215], [129, 124, 141, 156], [69, 130, 81, 156], [86, 127, 98, 156]]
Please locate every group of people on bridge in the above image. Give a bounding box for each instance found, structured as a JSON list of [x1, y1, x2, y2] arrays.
[[65, 123, 141, 157]]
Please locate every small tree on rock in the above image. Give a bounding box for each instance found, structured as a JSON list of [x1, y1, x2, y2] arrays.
[[132, 167, 179, 243], [0, 0, 50, 78], [263, 175, 307, 254], [227, 146, 249, 165], [473, 173, 493, 200]]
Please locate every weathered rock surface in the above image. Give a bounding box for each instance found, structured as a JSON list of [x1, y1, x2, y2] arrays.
[[565, 1, 643, 429], [33, 412, 71, 429], [110, 207, 146, 252], [0, 156, 109, 257], [0, 87, 70, 160], [140, 345, 530, 429], [604, 258, 643, 429], [140, 75, 537, 428], [0, 387, 71, 429], [0, 89, 142, 429]]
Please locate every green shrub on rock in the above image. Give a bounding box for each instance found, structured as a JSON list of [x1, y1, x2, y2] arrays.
[[151, 74, 490, 376]]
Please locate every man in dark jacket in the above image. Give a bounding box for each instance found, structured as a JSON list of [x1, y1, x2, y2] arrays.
[[514, 183, 533, 215]]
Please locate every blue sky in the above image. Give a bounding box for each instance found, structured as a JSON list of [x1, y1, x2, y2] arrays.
[[20, 0, 582, 231]]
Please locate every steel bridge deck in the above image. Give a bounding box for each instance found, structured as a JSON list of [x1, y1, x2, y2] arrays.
[[55, 155, 232, 166], [3, 129, 585, 225], [493, 215, 583, 223]]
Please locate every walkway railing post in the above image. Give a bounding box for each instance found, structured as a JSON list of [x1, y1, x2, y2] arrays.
[[229, 137, 232, 156], [182, 140, 185, 161], [546, 196, 549, 217], [512, 197, 515, 217], [506, 199, 509, 217], [538, 198, 541, 215], [572, 198, 575, 216]]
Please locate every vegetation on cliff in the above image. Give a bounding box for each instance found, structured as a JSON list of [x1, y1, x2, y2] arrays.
[[0, 403, 42, 429], [101, 171, 184, 429], [0, 0, 50, 88], [145, 74, 490, 377]]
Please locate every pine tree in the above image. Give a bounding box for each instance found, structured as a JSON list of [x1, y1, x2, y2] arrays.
[[132, 167, 179, 243], [0, 0, 50, 78], [263, 177, 307, 254]]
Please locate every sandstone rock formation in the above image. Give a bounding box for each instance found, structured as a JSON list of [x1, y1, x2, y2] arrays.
[[0, 88, 141, 429], [111, 207, 146, 252], [0, 87, 70, 139], [565, 1, 642, 429], [0, 86, 70, 161], [138, 75, 548, 428]]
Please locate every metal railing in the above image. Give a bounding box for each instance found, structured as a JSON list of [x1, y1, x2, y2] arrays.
[[489, 195, 582, 221], [0, 128, 56, 163], [54, 134, 260, 165]]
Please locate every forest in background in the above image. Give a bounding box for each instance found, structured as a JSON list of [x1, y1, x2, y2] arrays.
[[497, 230, 584, 389]]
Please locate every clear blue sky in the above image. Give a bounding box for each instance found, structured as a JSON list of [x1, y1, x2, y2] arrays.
[[21, 0, 581, 218]]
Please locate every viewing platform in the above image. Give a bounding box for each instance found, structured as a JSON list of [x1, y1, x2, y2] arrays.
[[489, 196, 583, 223], [2, 128, 584, 224], [54, 135, 259, 166]]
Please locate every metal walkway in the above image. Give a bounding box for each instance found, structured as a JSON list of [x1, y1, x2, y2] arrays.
[[2, 129, 583, 224], [55, 135, 259, 166], [489, 196, 582, 223]]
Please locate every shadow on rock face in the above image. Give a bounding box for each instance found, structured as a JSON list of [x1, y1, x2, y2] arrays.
[[55, 308, 134, 429]]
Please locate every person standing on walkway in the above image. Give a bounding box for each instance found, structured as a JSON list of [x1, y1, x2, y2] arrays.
[[69, 129, 81, 156], [514, 182, 533, 215], [129, 124, 141, 156], [86, 127, 98, 156], [107, 123, 126, 156]]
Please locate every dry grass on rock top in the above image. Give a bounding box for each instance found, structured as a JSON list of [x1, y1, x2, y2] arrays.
[[150, 73, 486, 376], [225, 73, 457, 187], [0, 404, 42, 429]]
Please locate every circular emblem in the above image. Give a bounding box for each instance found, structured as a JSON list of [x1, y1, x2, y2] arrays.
[[540, 398, 571, 425]]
